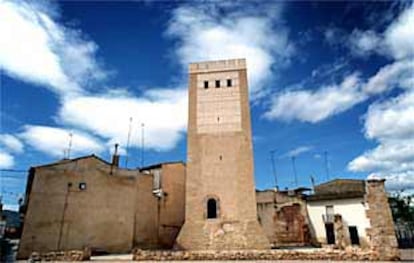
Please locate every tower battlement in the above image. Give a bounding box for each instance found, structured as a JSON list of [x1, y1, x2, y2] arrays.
[[189, 58, 246, 73]]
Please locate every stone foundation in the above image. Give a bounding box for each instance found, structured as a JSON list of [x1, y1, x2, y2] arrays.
[[176, 220, 269, 250], [132, 248, 395, 261], [29, 248, 90, 261]]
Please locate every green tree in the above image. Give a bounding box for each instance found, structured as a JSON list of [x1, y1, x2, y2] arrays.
[[388, 192, 414, 227]]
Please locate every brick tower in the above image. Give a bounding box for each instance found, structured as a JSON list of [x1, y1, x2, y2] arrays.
[[175, 59, 270, 250]]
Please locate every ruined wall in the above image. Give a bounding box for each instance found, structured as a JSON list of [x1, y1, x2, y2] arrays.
[[365, 179, 400, 260], [256, 190, 311, 247], [18, 157, 139, 259]]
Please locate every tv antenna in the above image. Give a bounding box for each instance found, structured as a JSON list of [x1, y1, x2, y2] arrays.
[[324, 151, 330, 181], [291, 156, 298, 187], [67, 132, 73, 159], [141, 123, 145, 168], [269, 149, 278, 190], [125, 117, 133, 168]]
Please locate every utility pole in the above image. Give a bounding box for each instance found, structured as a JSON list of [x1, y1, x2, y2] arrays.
[[269, 150, 278, 190]]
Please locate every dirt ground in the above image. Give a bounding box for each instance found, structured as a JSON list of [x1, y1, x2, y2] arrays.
[[400, 248, 414, 261]]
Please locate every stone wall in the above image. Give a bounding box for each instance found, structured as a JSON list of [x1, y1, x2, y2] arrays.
[[365, 179, 400, 261], [133, 248, 386, 261], [256, 190, 312, 247], [29, 248, 90, 261]]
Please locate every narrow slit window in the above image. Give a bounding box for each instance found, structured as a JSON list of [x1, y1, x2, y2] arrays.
[[204, 81, 209, 89], [215, 80, 220, 88], [227, 79, 232, 87]]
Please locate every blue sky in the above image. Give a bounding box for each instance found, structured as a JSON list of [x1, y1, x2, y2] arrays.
[[1, 0, 413, 210]]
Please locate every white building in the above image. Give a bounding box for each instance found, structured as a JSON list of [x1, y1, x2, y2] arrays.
[[307, 179, 372, 248]]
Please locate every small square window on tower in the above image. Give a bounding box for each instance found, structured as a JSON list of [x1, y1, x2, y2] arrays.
[[215, 80, 220, 88], [204, 81, 209, 89], [227, 79, 232, 87]]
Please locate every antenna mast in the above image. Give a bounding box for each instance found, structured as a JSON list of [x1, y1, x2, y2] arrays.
[[324, 150, 330, 181], [141, 123, 145, 168], [310, 175, 315, 189], [270, 150, 278, 189], [291, 156, 298, 187], [125, 117, 133, 168], [67, 132, 73, 159]]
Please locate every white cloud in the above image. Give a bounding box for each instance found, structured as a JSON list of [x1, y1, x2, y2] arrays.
[[2, 204, 19, 211], [0, 150, 14, 168], [325, 3, 414, 61], [364, 59, 414, 95], [1, 0, 190, 155], [349, 139, 414, 173], [349, 91, 414, 190], [348, 29, 382, 57], [264, 73, 365, 123], [0, 0, 105, 95], [344, 3, 414, 60], [364, 91, 414, 141], [58, 88, 188, 152], [0, 134, 24, 153], [166, 2, 294, 99], [20, 125, 104, 158], [285, 146, 313, 158], [345, 3, 414, 191], [273, 3, 414, 125], [369, 171, 414, 192], [384, 3, 414, 60]]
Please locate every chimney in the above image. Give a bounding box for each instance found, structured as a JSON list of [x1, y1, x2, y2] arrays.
[[112, 143, 120, 167]]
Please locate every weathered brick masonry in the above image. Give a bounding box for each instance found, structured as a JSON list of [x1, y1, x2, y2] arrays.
[[365, 179, 400, 261]]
